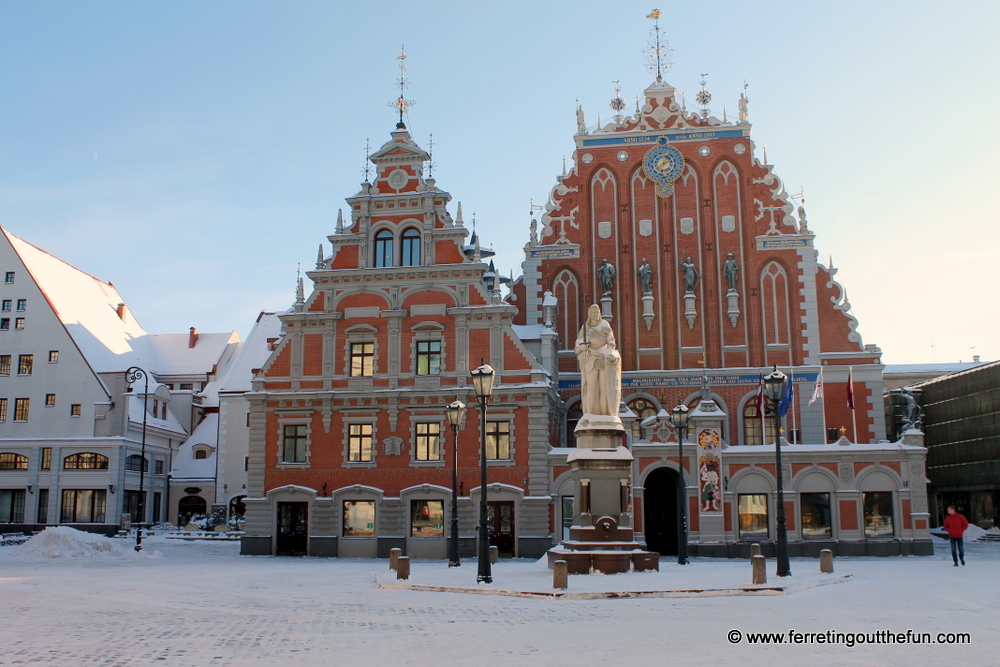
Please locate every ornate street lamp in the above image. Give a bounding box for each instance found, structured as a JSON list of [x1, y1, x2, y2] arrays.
[[470, 360, 495, 583], [669, 404, 690, 565], [445, 399, 467, 568], [764, 366, 792, 577], [124, 366, 149, 553]]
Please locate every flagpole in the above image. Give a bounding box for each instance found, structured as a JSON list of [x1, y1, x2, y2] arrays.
[[789, 368, 797, 443], [850, 366, 858, 443], [819, 367, 827, 441]]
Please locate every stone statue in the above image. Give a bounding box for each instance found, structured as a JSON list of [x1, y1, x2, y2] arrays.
[[576, 104, 587, 134], [597, 259, 617, 295], [529, 218, 538, 245], [574, 304, 622, 417], [723, 253, 739, 291], [901, 389, 923, 431], [638, 258, 653, 294], [798, 205, 810, 234], [738, 92, 749, 124], [681, 257, 700, 293]]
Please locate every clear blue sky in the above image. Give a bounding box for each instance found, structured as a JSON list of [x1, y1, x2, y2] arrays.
[[1, 1, 997, 365]]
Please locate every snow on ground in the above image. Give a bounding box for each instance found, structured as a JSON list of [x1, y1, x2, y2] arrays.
[[0, 533, 997, 667], [10, 526, 162, 559]]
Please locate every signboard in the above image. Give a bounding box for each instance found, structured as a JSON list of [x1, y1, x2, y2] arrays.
[[756, 237, 812, 250], [581, 128, 745, 148], [526, 245, 581, 260]]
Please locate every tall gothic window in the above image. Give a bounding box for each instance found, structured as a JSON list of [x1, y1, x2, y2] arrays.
[[401, 228, 421, 266], [552, 269, 580, 349], [374, 229, 394, 268]]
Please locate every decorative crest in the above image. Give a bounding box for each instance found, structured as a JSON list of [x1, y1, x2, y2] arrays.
[[609, 80, 627, 115], [644, 9, 672, 79], [696, 72, 712, 119], [388, 44, 416, 128]]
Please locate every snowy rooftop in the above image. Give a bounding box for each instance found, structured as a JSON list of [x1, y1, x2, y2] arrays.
[[171, 412, 218, 478]]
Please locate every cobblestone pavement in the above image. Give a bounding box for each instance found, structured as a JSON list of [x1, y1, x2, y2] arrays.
[[1, 538, 997, 666]]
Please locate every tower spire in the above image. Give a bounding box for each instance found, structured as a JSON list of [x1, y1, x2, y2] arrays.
[[389, 44, 415, 129], [645, 9, 671, 80]]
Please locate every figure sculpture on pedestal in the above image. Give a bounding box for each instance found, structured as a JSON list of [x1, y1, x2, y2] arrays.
[[597, 259, 617, 296], [638, 258, 653, 294], [723, 253, 739, 291], [681, 257, 700, 293], [574, 304, 622, 417]]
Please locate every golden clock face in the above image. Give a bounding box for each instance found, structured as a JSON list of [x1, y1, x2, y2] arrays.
[[643, 138, 685, 191]]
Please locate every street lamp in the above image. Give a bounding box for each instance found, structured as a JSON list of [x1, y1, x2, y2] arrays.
[[470, 360, 495, 584], [445, 399, 467, 568], [764, 366, 791, 577], [124, 366, 149, 553], [669, 404, 690, 565]]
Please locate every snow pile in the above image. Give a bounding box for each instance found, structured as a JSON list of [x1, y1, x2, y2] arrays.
[[930, 523, 988, 540], [9, 526, 160, 559]]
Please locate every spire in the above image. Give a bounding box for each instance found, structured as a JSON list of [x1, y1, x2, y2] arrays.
[[645, 9, 671, 80], [335, 208, 345, 234], [427, 133, 435, 179], [316, 243, 325, 269], [389, 44, 415, 129], [294, 265, 305, 312], [455, 201, 464, 226], [362, 138, 371, 183]]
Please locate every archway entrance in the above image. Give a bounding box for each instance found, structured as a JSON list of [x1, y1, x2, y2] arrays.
[[643, 467, 679, 556]]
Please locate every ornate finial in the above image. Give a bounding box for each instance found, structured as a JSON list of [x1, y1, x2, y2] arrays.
[[635, 95, 641, 115], [294, 264, 305, 311], [427, 133, 435, 179], [680, 91, 686, 112], [316, 243, 325, 269], [335, 208, 345, 234], [644, 9, 672, 79], [696, 72, 712, 119], [762, 142, 768, 164], [610, 80, 627, 118], [389, 44, 415, 128], [362, 138, 371, 182], [455, 201, 464, 226], [562, 155, 567, 176]]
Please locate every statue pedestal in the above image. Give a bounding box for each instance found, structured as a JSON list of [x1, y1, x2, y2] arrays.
[[683, 293, 697, 329], [600, 295, 614, 321], [547, 421, 660, 574], [726, 289, 740, 327], [641, 293, 655, 331]]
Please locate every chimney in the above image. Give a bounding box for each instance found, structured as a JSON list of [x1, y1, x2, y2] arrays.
[[973, 355, 981, 363], [116, 303, 127, 321], [189, 327, 199, 348]]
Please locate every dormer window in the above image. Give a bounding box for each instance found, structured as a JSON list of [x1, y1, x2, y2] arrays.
[[374, 229, 394, 267], [401, 228, 421, 266]]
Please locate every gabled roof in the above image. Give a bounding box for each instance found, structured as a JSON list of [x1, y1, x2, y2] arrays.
[[202, 311, 283, 402]]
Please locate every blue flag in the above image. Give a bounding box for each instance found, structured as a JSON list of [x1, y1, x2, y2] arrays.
[[778, 374, 794, 417]]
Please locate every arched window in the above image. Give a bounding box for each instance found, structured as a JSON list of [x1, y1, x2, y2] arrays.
[[400, 227, 421, 266], [0, 453, 28, 470], [194, 450, 208, 460], [552, 269, 580, 349], [627, 398, 658, 441], [374, 229, 394, 268], [565, 405, 582, 448], [743, 400, 776, 446], [64, 452, 109, 470], [124, 455, 148, 472], [178, 495, 207, 526]]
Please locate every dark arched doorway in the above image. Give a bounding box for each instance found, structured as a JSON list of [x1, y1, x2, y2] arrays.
[[178, 495, 207, 526], [643, 467, 679, 556]]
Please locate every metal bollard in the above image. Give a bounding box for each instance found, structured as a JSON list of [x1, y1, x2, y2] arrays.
[[751, 554, 767, 584], [490, 545, 499, 564], [750, 543, 761, 559], [820, 549, 834, 574], [553, 560, 568, 590], [396, 556, 410, 580], [389, 547, 402, 570]]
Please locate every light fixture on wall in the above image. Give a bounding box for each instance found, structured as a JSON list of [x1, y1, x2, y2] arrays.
[[108, 482, 115, 494], [223, 484, 228, 493], [26, 483, 33, 494]]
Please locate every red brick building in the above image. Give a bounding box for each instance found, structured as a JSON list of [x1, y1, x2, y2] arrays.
[[241, 125, 560, 558], [513, 75, 931, 557]]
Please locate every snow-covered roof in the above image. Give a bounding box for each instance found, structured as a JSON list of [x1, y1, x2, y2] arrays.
[[6, 228, 147, 373], [127, 392, 187, 438], [883, 362, 986, 376], [170, 413, 218, 479], [196, 312, 282, 403], [142, 332, 239, 376], [511, 323, 551, 341]]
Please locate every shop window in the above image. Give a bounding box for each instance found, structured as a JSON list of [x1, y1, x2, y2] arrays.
[[350, 342, 374, 377], [343, 501, 375, 537], [415, 340, 441, 375], [60, 489, 107, 523], [410, 499, 443, 538], [800, 492, 832, 538], [373, 229, 394, 268], [282, 424, 308, 463], [486, 421, 511, 460], [400, 227, 421, 266], [63, 452, 109, 470], [863, 492, 894, 538], [0, 452, 28, 470], [738, 493, 769, 540], [177, 495, 206, 526], [348, 424, 373, 462], [0, 489, 25, 523], [414, 422, 441, 461]]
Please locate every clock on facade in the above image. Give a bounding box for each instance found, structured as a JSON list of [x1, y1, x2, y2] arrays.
[[642, 136, 685, 198]]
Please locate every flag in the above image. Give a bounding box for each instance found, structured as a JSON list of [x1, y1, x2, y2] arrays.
[[809, 368, 824, 405], [846, 367, 855, 409], [778, 372, 794, 417], [754, 372, 764, 414]]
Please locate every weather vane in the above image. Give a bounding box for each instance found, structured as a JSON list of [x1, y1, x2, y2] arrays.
[[644, 9, 672, 79], [362, 138, 371, 182], [697, 72, 712, 119], [388, 44, 416, 128], [427, 133, 435, 179]]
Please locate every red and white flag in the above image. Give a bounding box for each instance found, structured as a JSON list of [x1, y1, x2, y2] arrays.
[[846, 367, 855, 409], [809, 368, 824, 405]]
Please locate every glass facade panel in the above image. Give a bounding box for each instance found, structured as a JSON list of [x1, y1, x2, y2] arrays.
[[800, 492, 832, 538], [0, 489, 25, 523], [738, 493, 769, 539], [60, 489, 107, 523], [410, 499, 444, 538], [343, 501, 375, 537], [863, 491, 894, 538]]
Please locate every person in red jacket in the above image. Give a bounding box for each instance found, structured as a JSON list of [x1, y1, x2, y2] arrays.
[[943, 506, 969, 566]]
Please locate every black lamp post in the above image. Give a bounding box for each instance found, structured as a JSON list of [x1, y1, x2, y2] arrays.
[[669, 404, 690, 565], [764, 366, 791, 577], [124, 366, 149, 553], [470, 360, 495, 584], [446, 399, 467, 568]]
